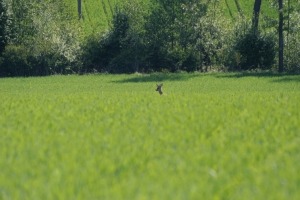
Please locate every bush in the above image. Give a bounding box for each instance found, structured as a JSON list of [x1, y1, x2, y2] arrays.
[[234, 30, 276, 70], [80, 35, 104, 73], [0, 44, 75, 77], [81, 7, 142, 74], [0, 45, 32, 77]]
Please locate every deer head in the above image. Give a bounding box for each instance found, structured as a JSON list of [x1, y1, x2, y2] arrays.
[[156, 83, 163, 95]]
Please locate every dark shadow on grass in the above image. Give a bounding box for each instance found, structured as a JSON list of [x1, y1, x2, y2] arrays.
[[213, 71, 300, 83], [272, 76, 300, 83], [114, 73, 199, 83], [113, 71, 300, 83]]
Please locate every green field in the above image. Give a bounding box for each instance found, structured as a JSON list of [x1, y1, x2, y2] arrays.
[[65, 0, 281, 35], [0, 73, 300, 199]]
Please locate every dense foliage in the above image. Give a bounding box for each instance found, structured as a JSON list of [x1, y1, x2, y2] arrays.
[[234, 30, 276, 70], [284, 6, 300, 72], [0, 0, 299, 76], [0, 0, 81, 77], [0, 0, 7, 55], [81, 0, 244, 73]]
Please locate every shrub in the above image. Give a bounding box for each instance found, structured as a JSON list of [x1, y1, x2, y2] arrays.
[[0, 45, 32, 77], [80, 35, 104, 73], [234, 30, 276, 70], [0, 44, 75, 77], [81, 7, 143, 73]]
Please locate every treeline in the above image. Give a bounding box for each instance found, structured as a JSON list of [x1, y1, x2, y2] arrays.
[[0, 0, 299, 77], [0, 0, 81, 77]]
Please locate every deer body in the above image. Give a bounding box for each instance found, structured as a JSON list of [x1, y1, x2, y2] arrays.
[[156, 83, 163, 95]]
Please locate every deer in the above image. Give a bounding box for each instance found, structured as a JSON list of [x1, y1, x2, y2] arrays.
[[156, 83, 163, 95]]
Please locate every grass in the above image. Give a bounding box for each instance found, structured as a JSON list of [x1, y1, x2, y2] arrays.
[[63, 0, 119, 35], [64, 0, 288, 36], [0, 73, 299, 199], [220, 0, 278, 20]]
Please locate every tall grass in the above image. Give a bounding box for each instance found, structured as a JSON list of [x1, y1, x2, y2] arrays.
[[0, 73, 299, 199]]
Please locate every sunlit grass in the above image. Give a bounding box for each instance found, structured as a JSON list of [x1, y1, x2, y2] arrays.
[[0, 73, 299, 199]]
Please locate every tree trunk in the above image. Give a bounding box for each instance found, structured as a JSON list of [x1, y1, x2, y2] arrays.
[[278, 0, 284, 72], [252, 0, 262, 33], [287, 0, 290, 69], [78, 0, 82, 19]]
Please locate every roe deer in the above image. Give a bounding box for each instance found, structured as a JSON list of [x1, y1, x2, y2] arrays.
[[156, 83, 163, 95]]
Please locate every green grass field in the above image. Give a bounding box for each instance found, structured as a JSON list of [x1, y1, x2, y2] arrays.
[[0, 73, 300, 199], [65, 0, 281, 36]]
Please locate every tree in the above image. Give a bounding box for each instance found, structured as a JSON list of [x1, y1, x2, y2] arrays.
[[8, 0, 35, 45], [252, 0, 262, 33], [286, 0, 290, 69], [0, 0, 8, 54], [1, 0, 81, 76], [145, 0, 208, 71], [81, 0, 149, 73], [78, 0, 82, 19], [283, 0, 300, 72], [278, 0, 284, 72]]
